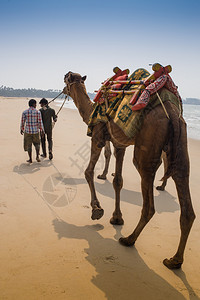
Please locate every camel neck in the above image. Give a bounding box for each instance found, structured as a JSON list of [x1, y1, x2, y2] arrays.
[[70, 83, 93, 125]]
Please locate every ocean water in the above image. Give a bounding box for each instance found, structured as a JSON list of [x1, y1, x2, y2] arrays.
[[55, 98, 77, 110], [55, 100, 200, 140], [182, 104, 200, 140]]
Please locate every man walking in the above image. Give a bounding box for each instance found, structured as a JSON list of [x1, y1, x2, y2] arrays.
[[39, 98, 57, 160], [20, 99, 44, 163]]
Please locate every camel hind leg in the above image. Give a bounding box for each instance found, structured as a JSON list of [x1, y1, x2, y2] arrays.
[[97, 141, 112, 180], [156, 151, 168, 191], [119, 110, 169, 246], [119, 137, 163, 246], [110, 147, 126, 225], [163, 120, 195, 269]]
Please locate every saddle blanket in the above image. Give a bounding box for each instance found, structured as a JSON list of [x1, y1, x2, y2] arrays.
[[87, 68, 182, 138]]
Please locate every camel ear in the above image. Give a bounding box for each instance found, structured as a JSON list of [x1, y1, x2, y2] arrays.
[[82, 75, 87, 81], [68, 73, 74, 82]]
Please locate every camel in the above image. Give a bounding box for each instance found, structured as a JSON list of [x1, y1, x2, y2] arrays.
[[64, 75, 168, 189], [63, 71, 195, 269]]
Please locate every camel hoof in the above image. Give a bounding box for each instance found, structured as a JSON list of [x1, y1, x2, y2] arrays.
[[163, 258, 182, 269], [119, 237, 135, 247], [110, 216, 124, 225], [156, 185, 165, 191], [97, 174, 107, 180], [91, 208, 104, 220]]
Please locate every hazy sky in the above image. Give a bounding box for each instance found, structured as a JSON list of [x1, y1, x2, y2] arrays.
[[0, 0, 200, 98]]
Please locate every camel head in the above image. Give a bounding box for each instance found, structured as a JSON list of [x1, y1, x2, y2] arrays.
[[63, 71, 93, 124], [63, 71, 87, 97]]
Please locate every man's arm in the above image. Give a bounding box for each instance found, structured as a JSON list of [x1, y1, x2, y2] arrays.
[[20, 112, 26, 134], [38, 111, 44, 133], [52, 109, 57, 122]]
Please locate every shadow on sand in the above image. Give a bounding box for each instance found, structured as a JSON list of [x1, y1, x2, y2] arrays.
[[60, 176, 179, 214], [13, 161, 179, 214], [52, 218, 197, 300], [13, 159, 52, 175], [13, 162, 198, 299]]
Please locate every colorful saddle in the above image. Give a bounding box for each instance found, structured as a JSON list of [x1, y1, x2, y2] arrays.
[[87, 64, 182, 138], [94, 63, 181, 110]]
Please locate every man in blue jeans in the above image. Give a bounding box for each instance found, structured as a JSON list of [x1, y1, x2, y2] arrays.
[[39, 98, 57, 160]]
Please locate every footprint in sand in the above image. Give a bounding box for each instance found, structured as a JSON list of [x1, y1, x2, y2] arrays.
[[0, 202, 7, 214]]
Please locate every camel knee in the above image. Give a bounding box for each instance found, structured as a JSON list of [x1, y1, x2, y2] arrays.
[[180, 209, 196, 229], [113, 175, 123, 190], [149, 207, 155, 219], [141, 207, 155, 222], [147, 208, 155, 221], [104, 148, 111, 159], [85, 168, 93, 183]]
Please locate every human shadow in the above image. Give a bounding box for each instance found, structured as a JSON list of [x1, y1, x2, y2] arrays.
[[53, 218, 186, 300], [13, 159, 52, 175], [60, 176, 179, 214]]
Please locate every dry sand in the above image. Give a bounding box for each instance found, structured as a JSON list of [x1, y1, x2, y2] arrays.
[[0, 97, 200, 300]]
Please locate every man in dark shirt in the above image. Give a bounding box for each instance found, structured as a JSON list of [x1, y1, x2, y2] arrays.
[[39, 98, 57, 160]]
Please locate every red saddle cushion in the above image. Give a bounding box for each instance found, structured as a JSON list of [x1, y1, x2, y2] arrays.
[[111, 74, 128, 90]]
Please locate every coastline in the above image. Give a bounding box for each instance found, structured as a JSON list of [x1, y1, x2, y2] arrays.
[[0, 97, 200, 299]]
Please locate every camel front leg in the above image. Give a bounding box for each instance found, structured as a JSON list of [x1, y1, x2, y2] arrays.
[[85, 140, 104, 220], [110, 147, 126, 225], [97, 141, 112, 180]]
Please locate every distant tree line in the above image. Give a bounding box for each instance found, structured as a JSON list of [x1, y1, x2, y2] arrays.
[[0, 85, 96, 100], [0, 85, 63, 98]]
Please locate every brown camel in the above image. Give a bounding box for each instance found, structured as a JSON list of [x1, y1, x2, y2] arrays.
[[63, 71, 195, 269], [63, 76, 167, 188]]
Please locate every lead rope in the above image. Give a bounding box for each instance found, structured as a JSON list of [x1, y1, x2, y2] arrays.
[[156, 91, 170, 119], [56, 94, 69, 115], [48, 91, 63, 104], [52, 94, 69, 129], [104, 92, 127, 146]]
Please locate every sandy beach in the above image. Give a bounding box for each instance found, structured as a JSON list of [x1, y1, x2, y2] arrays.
[[0, 96, 200, 300]]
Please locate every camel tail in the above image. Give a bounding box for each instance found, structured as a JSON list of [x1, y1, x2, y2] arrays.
[[161, 103, 182, 182]]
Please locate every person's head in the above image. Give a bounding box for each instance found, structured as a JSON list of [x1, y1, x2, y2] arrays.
[[39, 98, 48, 107], [29, 99, 37, 108]]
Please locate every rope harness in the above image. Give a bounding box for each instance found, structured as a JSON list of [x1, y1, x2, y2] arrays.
[[47, 90, 70, 117], [156, 91, 170, 119], [44, 90, 70, 129], [48, 91, 63, 104]]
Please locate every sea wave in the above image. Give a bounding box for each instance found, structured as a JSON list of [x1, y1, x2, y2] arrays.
[[183, 104, 200, 140]]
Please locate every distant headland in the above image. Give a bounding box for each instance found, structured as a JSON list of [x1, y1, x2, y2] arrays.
[[183, 98, 200, 105], [0, 85, 95, 100]]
